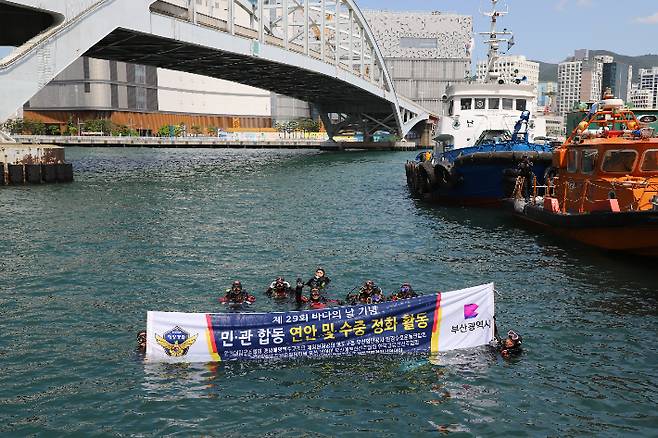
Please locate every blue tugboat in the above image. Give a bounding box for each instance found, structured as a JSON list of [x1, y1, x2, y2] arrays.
[[405, 0, 556, 206]]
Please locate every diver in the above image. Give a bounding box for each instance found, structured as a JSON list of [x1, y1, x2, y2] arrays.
[[346, 280, 385, 305], [389, 282, 418, 301], [517, 155, 535, 199], [265, 276, 298, 300], [306, 267, 331, 290], [300, 287, 343, 310], [219, 280, 256, 305], [493, 324, 523, 358], [136, 330, 147, 354]]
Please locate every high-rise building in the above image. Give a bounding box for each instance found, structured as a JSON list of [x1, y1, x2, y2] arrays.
[[594, 55, 614, 64], [630, 87, 654, 109], [537, 81, 558, 113], [557, 50, 603, 116], [638, 67, 658, 108], [602, 61, 632, 102], [476, 55, 539, 88], [363, 10, 472, 114]]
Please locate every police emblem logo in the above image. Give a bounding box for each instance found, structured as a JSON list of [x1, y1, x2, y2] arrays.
[[155, 326, 198, 357]]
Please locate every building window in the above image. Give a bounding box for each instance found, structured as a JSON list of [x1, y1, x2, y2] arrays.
[[399, 37, 438, 49], [448, 100, 454, 116], [516, 99, 526, 111], [82, 57, 90, 80], [502, 98, 513, 110], [460, 98, 472, 110], [136, 87, 147, 110], [84, 82, 91, 93], [134, 65, 146, 84], [474, 98, 485, 109]]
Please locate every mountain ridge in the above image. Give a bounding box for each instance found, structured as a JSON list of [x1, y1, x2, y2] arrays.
[[532, 50, 658, 83]]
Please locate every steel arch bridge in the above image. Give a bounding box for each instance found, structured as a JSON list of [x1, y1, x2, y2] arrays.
[[0, 0, 433, 141]]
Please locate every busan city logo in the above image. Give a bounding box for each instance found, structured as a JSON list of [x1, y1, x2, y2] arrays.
[[155, 326, 199, 357], [463, 304, 479, 320]]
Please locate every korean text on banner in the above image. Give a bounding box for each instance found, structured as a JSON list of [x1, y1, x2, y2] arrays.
[[146, 283, 495, 362]]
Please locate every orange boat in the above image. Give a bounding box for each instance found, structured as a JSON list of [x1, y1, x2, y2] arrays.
[[510, 92, 658, 256]]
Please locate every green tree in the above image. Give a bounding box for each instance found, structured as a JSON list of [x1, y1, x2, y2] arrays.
[[47, 125, 61, 136], [191, 125, 202, 136], [65, 118, 76, 136], [298, 118, 320, 133], [83, 119, 112, 135], [3, 118, 24, 134], [23, 119, 46, 135]]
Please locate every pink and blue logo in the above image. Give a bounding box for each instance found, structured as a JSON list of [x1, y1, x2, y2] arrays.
[[463, 304, 479, 319]]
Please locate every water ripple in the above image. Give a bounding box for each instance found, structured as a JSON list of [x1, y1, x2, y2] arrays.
[[0, 148, 656, 436]]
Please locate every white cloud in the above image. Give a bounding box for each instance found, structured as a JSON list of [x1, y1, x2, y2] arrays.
[[556, 0, 593, 11], [555, 0, 568, 11], [635, 12, 658, 24]]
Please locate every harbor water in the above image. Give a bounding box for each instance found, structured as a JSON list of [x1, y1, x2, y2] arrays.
[[1, 147, 656, 436]]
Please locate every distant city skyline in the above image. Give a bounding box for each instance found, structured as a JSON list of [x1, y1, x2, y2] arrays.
[[2, 0, 657, 65]]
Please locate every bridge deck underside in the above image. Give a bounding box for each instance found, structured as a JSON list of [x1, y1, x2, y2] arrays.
[[85, 29, 394, 116]]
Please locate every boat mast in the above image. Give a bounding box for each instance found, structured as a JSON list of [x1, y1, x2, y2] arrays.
[[480, 0, 513, 84]]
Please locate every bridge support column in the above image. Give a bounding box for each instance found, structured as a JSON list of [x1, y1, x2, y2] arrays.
[[419, 122, 434, 148]]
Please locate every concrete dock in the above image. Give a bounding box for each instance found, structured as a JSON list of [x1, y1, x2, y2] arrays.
[[12, 135, 420, 151], [1, 143, 73, 185]]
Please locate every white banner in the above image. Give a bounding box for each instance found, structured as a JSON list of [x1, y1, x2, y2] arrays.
[[146, 283, 495, 362]]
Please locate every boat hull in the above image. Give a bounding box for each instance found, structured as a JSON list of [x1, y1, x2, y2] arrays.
[[406, 147, 553, 206], [514, 203, 658, 256]]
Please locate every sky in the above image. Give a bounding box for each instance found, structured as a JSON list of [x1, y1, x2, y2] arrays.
[[361, 0, 658, 63], [2, 0, 657, 63]]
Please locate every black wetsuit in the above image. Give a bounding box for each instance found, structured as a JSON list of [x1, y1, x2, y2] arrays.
[[517, 158, 534, 199], [346, 286, 385, 305], [306, 275, 331, 290], [265, 282, 294, 298], [391, 287, 418, 301]]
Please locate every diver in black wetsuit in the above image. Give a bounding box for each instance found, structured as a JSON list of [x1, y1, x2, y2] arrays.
[[389, 282, 418, 301], [265, 277, 297, 299], [346, 280, 385, 305], [136, 330, 147, 354], [296, 287, 344, 310], [493, 325, 523, 358], [220, 280, 256, 305], [517, 155, 535, 199], [306, 267, 331, 290]]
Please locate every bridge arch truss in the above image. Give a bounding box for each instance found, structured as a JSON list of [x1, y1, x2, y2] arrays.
[[0, 0, 432, 140]]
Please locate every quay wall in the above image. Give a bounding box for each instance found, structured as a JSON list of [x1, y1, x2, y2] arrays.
[[12, 136, 418, 151], [0, 144, 73, 185]]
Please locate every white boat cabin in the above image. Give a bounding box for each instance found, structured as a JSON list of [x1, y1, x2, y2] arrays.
[[435, 83, 547, 150]]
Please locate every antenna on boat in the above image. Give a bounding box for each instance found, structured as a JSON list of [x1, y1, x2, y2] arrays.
[[480, 0, 514, 84]]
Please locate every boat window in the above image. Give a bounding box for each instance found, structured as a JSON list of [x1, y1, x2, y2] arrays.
[[488, 98, 500, 109], [641, 150, 658, 172], [474, 129, 512, 146], [516, 99, 527, 111], [567, 150, 578, 173], [474, 98, 486, 110], [601, 150, 637, 173], [581, 149, 598, 174], [461, 98, 472, 110], [448, 100, 454, 116], [502, 98, 513, 110]]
